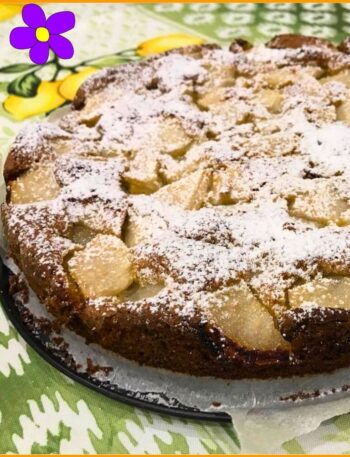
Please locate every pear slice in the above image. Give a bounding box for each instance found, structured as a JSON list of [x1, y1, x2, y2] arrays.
[[288, 276, 350, 310], [123, 211, 167, 247], [289, 182, 350, 226], [197, 87, 228, 110], [66, 224, 97, 246], [10, 165, 60, 204], [262, 69, 296, 89], [124, 155, 162, 195], [201, 64, 235, 93], [256, 89, 283, 113], [337, 99, 350, 126], [68, 234, 133, 298], [321, 70, 350, 89], [209, 98, 252, 126], [209, 164, 251, 206], [207, 283, 289, 351], [159, 143, 209, 184], [159, 155, 199, 184], [154, 169, 211, 210], [123, 201, 168, 248], [158, 118, 193, 158], [124, 216, 149, 247]]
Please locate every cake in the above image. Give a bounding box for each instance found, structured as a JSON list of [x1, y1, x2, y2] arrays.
[[4, 34, 350, 379]]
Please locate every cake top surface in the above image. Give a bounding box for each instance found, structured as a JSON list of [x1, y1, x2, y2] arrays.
[[5, 35, 350, 340]]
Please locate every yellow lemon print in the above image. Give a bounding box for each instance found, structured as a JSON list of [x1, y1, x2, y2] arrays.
[[58, 67, 97, 101], [4, 80, 65, 121], [137, 34, 205, 57], [0, 4, 22, 22]]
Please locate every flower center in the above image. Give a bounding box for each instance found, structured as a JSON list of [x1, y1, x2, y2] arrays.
[[36, 27, 49, 43]]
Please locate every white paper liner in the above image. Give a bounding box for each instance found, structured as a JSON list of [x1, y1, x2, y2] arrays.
[[4, 253, 350, 411], [2, 106, 350, 453], [3, 256, 350, 453]]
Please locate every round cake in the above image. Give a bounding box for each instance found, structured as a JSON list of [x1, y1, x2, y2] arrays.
[[4, 34, 350, 379]]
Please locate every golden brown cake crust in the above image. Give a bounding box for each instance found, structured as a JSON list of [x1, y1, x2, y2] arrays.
[[4, 34, 350, 379]]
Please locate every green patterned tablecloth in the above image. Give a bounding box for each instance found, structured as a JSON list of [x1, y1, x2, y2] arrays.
[[3, 4, 350, 454]]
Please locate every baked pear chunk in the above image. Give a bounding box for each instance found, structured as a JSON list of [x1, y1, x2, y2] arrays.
[[197, 87, 227, 110], [255, 89, 283, 113], [10, 165, 60, 204], [68, 234, 134, 298], [321, 69, 350, 88], [124, 154, 161, 195], [207, 283, 289, 351], [154, 169, 211, 210], [288, 276, 350, 310], [66, 224, 97, 247], [289, 181, 350, 225], [201, 63, 235, 92], [124, 215, 150, 247], [123, 210, 167, 247], [209, 164, 251, 205], [124, 215, 149, 248], [261, 68, 297, 89], [196, 63, 235, 107], [158, 118, 193, 157], [337, 99, 350, 126]]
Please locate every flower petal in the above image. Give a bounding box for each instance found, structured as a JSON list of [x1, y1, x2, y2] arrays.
[[46, 11, 75, 35], [137, 34, 204, 57], [10, 27, 36, 49], [22, 4, 46, 28], [49, 35, 74, 60], [29, 41, 49, 65]]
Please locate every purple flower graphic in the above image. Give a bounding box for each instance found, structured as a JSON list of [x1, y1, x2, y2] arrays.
[[10, 4, 75, 65]]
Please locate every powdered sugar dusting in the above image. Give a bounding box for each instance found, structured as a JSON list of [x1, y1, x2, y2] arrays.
[[4, 39, 350, 335]]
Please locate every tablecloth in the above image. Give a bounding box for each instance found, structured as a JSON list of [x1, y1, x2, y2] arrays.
[[2, 3, 350, 453]]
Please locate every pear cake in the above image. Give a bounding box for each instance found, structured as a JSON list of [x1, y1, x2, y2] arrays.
[[5, 34, 350, 379]]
